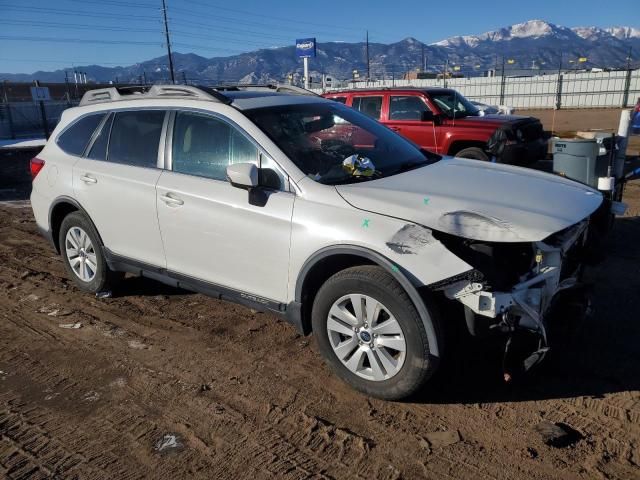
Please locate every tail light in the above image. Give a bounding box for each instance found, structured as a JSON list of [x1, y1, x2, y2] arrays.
[[30, 157, 45, 180]]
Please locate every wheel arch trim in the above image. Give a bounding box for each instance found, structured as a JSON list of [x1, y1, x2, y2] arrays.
[[48, 196, 105, 252], [295, 244, 440, 357]]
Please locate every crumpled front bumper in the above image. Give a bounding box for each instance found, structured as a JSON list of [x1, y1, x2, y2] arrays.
[[443, 219, 589, 336]]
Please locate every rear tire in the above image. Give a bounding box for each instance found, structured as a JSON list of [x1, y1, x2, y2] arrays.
[[312, 265, 439, 400], [455, 147, 490, 161], [59, 211, 121, 293]]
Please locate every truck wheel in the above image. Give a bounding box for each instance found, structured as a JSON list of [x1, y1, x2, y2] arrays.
[[456, 147, 490, 161], [59, 211, 121, 293], [312, 265, 439, 400]]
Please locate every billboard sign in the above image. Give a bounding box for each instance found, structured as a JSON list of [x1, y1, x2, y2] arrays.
[[30, 86, 51, 102], [296, 38, 316, 58]]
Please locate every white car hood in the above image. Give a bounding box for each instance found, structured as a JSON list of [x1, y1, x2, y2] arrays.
[[336, 158, 603, 242]]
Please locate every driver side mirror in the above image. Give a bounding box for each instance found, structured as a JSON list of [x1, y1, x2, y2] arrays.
[[226, 163, 258, 190], [421, 110, 435, 122]]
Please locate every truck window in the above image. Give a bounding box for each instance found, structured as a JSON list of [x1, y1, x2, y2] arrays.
[[389, 96, 430, 121], [329, 96, 347, 104], [352, 96, 383, 120]]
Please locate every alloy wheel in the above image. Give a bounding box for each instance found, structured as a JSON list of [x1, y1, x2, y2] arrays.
[[65, 226, 97, 282], [326, 294, 407, 381]]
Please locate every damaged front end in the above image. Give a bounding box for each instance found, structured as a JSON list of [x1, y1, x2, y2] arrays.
[[431, 218, 595, 380], [487, 117, 550, 166]]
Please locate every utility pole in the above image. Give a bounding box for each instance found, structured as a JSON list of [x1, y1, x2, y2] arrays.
[[182, 71, 187, 85], [2, 80, 16, 139], [622, 47, 633, 107], [444, 56, 449, 88], [366, 30, 370, 84], [161, 0, 175, 84], [143, 71, 148, 85], [34, 80, 50, 139], [499, 56, 506, 104], [555, 52, 563, 110], [421, 44, 425, 72]]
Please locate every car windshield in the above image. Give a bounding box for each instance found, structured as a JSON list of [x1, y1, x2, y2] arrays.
[[245, 102, 440, 185], [430, 91, 480, 119]]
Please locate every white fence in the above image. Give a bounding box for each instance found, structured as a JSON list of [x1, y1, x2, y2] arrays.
[[315, 69, 640, 110]]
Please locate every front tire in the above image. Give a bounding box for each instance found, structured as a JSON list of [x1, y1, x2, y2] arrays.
[[455, 147, 490, 161], [312, 266, 439, 400], [59, 211, 120, 293]]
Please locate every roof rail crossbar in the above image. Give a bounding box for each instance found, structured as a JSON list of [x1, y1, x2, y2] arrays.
[[207, 83, 319, 97], [79, 84, 232, 106]]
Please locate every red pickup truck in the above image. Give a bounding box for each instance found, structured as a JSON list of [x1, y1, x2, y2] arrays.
[[322, 88, 548, 165]]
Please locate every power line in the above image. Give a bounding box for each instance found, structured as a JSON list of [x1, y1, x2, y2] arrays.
[[179, 0, 378, 35], [168, 8, 366, 41], [0, 19, 160, 34], [0, 5, 160, 22], [0, 35, 162, 46]]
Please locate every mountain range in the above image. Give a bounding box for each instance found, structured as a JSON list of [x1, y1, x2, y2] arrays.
[[2, 20, 638, 85]]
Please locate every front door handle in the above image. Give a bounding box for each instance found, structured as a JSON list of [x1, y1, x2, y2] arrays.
[[80, 174, 97, 184], [389, 126, 401, 131], [159, 193, 184, 206]]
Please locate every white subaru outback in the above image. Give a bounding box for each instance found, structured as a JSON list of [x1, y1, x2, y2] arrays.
[[30, 85, 604, 400]]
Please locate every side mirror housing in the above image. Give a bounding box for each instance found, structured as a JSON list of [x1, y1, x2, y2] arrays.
[[226, 163, 258, 189], [421, 110, 435, 122]]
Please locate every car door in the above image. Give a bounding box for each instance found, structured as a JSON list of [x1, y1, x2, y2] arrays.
[[156, 109, 294, 303], [72, 109, 167, 268], [386, 94, 438, 153], [349, 94, 384, 147]]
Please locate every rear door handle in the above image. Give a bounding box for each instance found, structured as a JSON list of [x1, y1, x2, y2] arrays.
[[80, 174, 97, 184], [159, 193, 184, 206]]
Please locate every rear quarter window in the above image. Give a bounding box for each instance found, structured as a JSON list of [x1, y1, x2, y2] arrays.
[[56, 113, 107, 156]]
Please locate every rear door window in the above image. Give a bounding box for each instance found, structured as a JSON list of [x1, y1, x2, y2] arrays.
[[389, 95, 430, 121], [352, 96, 383, 120], [57, 113, 107, 156], [108, 110, 165, 168]]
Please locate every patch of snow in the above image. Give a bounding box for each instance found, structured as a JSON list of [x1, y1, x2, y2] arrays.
[[0, 138, 46, 149]]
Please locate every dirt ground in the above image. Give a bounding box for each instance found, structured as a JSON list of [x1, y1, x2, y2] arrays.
[[2, 135, 640, 479], [518, 108, 640, 155]]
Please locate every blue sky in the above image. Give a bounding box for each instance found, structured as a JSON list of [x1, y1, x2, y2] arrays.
[[0, 0, 638, 74]]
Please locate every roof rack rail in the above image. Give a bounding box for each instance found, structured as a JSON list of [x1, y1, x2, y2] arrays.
[[79, 84, 232, 106], [209, 83, 319, 97]]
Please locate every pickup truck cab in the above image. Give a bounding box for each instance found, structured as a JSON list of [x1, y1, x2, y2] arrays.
[[323, 88, 548, 165]]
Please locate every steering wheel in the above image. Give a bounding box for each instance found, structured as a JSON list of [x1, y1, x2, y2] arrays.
[[319, 138, 355, 158]]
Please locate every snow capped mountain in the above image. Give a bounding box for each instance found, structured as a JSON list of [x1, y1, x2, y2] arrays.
[[431, 20, 574, 47], [605, 26, 640, 39], [433, 20, 638, 47]]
